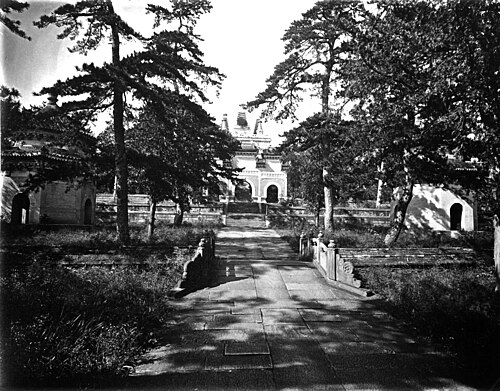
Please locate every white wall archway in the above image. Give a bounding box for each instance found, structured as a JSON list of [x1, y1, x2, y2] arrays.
[[264, 182, 281, 203]]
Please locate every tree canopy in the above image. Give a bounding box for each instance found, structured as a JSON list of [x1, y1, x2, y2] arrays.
[[247, 0, 365, 233], [0, 0, 30, 40], [35, 0, 223, 243], [1, 86, 97, 191]]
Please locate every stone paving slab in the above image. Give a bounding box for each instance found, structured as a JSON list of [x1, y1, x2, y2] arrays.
[[298, 308, 346, 322], [263, 324, 314, 339], [212, 313, 263, 323], [256, 288, 291, 300], [289, 289, 341, 301], [127, 369, 277, 390], [205, 321, 265, 331], [224, 341, 270, 355], [205, 353, 273, 371], [208, 290, 258, 301], [261, 308, 304, 324]]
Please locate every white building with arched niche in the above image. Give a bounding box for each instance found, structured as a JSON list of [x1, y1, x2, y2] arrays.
[[219, 112, 287, 204], [403, 184, 477, 231]]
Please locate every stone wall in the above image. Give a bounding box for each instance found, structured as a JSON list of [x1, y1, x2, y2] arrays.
[[96, 194, 225, 225]]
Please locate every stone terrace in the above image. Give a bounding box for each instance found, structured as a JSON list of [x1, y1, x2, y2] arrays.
[[126, 216, 476, 390]]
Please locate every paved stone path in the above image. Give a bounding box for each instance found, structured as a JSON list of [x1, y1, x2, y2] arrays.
[[127, 217, 476, 390]]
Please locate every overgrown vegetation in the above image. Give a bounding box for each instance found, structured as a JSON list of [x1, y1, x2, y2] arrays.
[[0, 224, 208, 387], [272, 216, 493, 250], [358, 265, 500, 387], [1, 221, 215, 249]]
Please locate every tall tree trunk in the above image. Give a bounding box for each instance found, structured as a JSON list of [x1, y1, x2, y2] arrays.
[[321, 62, 334, 234], [315, 202, 321, 227], [384, 177, 414, 247], [494, 214, 500, 294], [174, 203, 184, 227], [108, 0, 129, 244], [323, 168, 334, 233], [376, 162, 385, 208], [147, 200, 157, 242]]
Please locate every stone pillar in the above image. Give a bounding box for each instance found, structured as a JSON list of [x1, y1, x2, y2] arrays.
[[299, 232, 306, 257], [327, 240, 337, 280], [316, 232, 324, 265]]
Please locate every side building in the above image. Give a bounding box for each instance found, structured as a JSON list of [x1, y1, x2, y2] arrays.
[[1, 115, 96, 226], [219, 112, 287, 205]]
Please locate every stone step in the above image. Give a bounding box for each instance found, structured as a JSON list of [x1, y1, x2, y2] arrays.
[[227, 202, 263, 214], [226, 219, 266, 229], [227, 213, 265, 220]]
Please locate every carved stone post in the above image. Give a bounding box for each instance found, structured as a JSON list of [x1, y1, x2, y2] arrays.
[[327, 239, 337, 280], [316, 232, 324, 264], [198, 238, 208, 281], [299, 232, 306, 257]]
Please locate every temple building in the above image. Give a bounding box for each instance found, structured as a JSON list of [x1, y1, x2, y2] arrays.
[[219, 112, 287, 204], [1, 99, 96, 226]]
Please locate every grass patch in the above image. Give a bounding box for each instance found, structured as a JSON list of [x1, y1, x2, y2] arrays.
[[1, 221, 215, 250], [0, 223, 214, 387], [1, 253, 187, 387], [272, 218, 493, 249], [358, 264, 500, 387]]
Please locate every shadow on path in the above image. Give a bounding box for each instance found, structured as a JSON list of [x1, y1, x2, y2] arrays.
[[123, 217, 479, 390]]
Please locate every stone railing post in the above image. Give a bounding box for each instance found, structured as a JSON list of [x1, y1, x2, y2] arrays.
[[327, 239, 337, 281], [209, 230, 216, 259], [299, 232, 306, 257], [198, 238, 208, 281], [316, 232, 324, 264]]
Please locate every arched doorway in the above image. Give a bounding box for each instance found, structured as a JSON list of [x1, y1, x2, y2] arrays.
[[11, 193, 30, 225], [234, 181, 253, 202], [450, 203, 463, 230], [266, 185, 279, 203], [84, 199, 93, 225]]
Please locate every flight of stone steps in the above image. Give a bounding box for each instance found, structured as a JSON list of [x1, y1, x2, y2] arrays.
[[225, 202, 267, 228], [226, 214, 266, 228]]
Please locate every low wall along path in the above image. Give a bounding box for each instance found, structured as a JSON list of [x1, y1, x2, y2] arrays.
[[129, 216, 475, 390]]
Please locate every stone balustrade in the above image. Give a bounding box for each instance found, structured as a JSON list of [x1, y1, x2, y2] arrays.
[[268, 205, 391, 226], [96, 194, 226, 225], [169, 230, 217, 298], [300, 233, 365, 295], [300, 233, 478, 296]]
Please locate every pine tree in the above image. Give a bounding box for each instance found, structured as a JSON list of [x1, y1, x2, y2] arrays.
[[247, 0, 364, 233], [35, 0, 222, 243], [126, 93, 239, 238], [0, 0, 30, 40]]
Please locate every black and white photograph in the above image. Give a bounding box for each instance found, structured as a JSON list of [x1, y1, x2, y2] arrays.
[[1, 0, 499, 389]]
